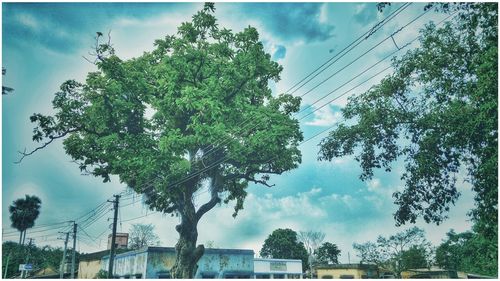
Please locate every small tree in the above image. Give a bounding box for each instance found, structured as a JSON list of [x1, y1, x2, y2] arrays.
[[315, 242, 341, 265], [260, 228, 309, 271], [297, 230, 325, 274], [128, 223, 160, 249], [19, 3, 302, 278], [9, 195, 42, 245], [353, 227, 431, 277]]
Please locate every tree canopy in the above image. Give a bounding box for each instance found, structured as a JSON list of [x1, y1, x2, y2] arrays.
[[353, 227, 432, 277], [260, 228, 309, 271], [128, 223, 160, 250], [314, 242, 341, 265], [318, 3, 497, 236], [22, 3, 302, 278], [9, 195, 42, 245]]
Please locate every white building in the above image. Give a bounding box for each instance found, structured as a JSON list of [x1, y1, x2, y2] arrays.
[[254, 258, 303, 279]]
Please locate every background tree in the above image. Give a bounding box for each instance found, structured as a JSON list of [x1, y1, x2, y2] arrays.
[[20, 3, 302, 278], [400, 245, 429, 270], [314, 242, 341, 265], [260, 228, 309, 271], [318, 3, 497, 237], [353, 227, 432, 277], [2, 67, 14, 95], [9, 195, 42, 245], [297, 230, 325, 275], [128, 223, 160, 249], [435, 229, 497, 276]]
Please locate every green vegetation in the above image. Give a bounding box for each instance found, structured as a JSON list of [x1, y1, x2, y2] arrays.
[[9, 195, 42, 245], [353, 227, 432, 277], [319, 2, 497, 274], [2, 241, 79, 279], [314, 242, 341, 265], [435, 230, 497, 276], [260, 228, 309, 271], [23, 3, 302, 278]]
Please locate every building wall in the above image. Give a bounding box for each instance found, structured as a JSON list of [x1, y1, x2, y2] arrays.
[[103, 247, 254, 279], [254, 258, 303, 278], [78, 260, 102, 279], [107, 233, 129, 250], [317, 267, 378, 279]]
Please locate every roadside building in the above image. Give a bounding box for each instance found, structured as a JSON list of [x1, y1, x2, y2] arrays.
[[254, 258, 303, 279], [78, 249, 112, 279], [316, 264, 379, 279], [101, 246, 254, 278], [401, 267, 458, 279], [107, 233, 129, 249]]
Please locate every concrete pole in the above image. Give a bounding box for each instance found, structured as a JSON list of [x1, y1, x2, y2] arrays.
[[71, 222, 77, 278], [60, 232, 69, 279], [108, 195, 120, 278]]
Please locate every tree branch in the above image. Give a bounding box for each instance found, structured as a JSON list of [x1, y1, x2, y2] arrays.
[[15, 128, 79, 164]]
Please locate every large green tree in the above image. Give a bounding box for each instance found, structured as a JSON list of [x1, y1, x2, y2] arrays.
[[353, 227, 432, 277], [20, 3, 302, 278], [314, 242, 341, 265], [435, 229, 497, 276], [260, 228, 309, 271], [8, 195, 42, 245], [319, 2, 497, 242]]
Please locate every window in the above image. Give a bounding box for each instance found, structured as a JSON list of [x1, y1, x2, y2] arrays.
[[340, 275, 355, 279], [256, 274, 270, 279], [322, 275, 333, 279], [157, 272, 171, 279], [273, 274, 285, 279]]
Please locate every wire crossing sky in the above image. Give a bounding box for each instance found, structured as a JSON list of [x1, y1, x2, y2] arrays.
[[2, 2, 475, 260]]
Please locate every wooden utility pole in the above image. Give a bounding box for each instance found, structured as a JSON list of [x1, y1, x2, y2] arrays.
[[59, 232, 70, 279], [107, 195, 120, 278], [3, 252, 11, 279], [71, 222, 77, 279]]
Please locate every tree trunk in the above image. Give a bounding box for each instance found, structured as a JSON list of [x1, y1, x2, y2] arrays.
[[171, 195, 204, 278], [22, 230, 26, 245], [19, 231, 22, 245]]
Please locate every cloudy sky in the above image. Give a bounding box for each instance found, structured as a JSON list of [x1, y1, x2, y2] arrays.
[[2, 2, 475, 261]]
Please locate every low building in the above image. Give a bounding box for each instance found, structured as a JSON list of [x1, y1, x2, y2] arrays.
[[107, 233, 129, 249], [316, 264, 379, 279], [78, 249, 111, 279], [101, 246, 254, 278], [401, 267, 458, 279], [254, 258, 303, 279]]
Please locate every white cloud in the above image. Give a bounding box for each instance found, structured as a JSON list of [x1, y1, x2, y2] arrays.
[[305, 105, 342, 127], [16, 13, 39, 30]]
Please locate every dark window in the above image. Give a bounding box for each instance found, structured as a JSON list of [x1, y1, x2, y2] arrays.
[[256, 274, 271, 279], [157, 273, 171, 279], [340, 275, 355, 279], [273, 274, 285, 279], [322, 275, 333, 279]]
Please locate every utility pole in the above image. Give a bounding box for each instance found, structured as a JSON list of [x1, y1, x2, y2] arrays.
[[3, 252, 11, 279], [71, 222, 77, 279], [107, 194, 120, 279], [59, 232, 70, 279], [23, 238, 34, 279]]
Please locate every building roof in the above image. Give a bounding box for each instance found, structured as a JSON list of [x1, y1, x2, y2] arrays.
[[80, 249, 111, 261], [254, 258, 302, 263], [103, 247, 254, 260], [316, 263, 378, 270]]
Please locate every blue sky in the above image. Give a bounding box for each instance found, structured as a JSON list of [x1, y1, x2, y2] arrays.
[[2, 2, 475, 260]]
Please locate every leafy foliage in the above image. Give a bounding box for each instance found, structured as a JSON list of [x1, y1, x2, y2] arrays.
[[260, 228, 309, 271], [9, 195, 42, 244], [435, 229, 497, 276], [95, 269, 109, 279], [314, 242, 341, 265], [23, 3, 302, 278], [318, 3, 497, 234], [2, 241, 77, 279], [353, 227, 432, 277], [128, 223, 160, 249], [2, 67, 14, 95]]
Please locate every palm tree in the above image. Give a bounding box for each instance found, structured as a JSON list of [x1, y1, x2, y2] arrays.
[[9, 195, 42, 245]]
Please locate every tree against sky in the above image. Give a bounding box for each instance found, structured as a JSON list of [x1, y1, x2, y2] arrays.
[[20, 3, 302, 278], [128, 223, 160, 250], [260, 228, 309, 271], [318, 3, 497, 236], [314, 242, 341, 265], [353, 227, 432, 277], [8, 195, 42, 245], [297, 230, 325, 274], [435, 229, 497, 276]]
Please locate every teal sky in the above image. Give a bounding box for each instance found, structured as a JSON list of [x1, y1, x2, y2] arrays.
[[2, 2, 475, 260]]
